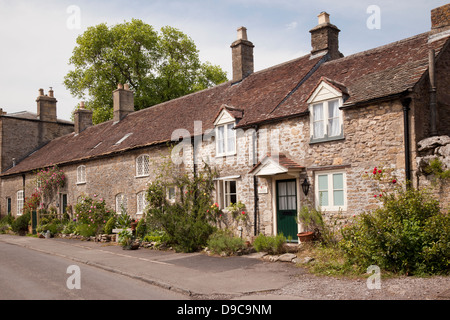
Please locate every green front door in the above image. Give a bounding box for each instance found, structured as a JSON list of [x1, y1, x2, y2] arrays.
[[276, 179, 298, 242]]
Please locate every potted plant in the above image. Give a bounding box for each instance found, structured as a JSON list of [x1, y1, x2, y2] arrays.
[[297, 205, 324, 242]]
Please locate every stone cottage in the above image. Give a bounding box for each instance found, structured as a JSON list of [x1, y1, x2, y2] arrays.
[[1, 5, 449, 241], [0, 89, 74, 216]]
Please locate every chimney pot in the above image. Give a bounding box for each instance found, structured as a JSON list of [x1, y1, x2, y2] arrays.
[[318, 12, 330, 24], [237, 27, 248, 41], [39, 88, 44, 96], [48, 87, 54, 98], [118, 83, 124, 90], [80, 101, 85, 109], [124, 83, 130, 90]]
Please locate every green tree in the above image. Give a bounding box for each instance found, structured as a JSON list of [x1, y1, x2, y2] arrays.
[[64, 19, 228, 124]]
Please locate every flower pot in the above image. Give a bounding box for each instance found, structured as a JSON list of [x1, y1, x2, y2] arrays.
[[297, 231, 314, 242]]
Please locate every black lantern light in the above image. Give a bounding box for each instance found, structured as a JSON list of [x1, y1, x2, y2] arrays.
[[301, 178, 311, 196]]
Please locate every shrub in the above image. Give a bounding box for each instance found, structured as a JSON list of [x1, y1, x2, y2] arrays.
[[11, 212, 31, 234], [253, 233, 286, 255], [207, 229, 246, 255], [74, 194, 113, 236], [146, 161, 221, 253], [38, 220, 64, 236], [103, 216, 117, 234], [62, 220, 77, 234], [76, 223, 98, 237], [0, 215, 14, 234], [340, 187, 449, 275]]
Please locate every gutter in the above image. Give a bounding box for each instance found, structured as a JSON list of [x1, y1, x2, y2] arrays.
[[401, 98, 412, 185], [252, 125, 259, 237]]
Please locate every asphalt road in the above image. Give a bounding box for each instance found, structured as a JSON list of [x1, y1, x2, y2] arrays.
[[0, 241, 188, 300]]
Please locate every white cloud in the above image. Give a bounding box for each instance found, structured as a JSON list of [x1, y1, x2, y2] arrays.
[[285, 21, 298, 30]]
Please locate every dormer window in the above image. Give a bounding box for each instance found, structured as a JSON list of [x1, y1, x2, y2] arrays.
[[307, 78, 346, 143], [216, 122, 236, 156], [312, 99, 341, 139], [214, 105, 242, 157]]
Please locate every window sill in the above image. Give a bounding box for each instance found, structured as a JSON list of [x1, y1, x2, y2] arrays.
[[309, 134, 345, 145], [135, 175, 150, 179], [215, 153, 237, 158], [76, 182, 86, 185]]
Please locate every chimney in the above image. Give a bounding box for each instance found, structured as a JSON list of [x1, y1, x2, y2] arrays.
[[431, 4, 450, 32], [113, 83, 134, 123], [231, 27, 254, 83], [73, 101, 93, 134], [309, 12, 343, 60], [36, 88, 57, 122]]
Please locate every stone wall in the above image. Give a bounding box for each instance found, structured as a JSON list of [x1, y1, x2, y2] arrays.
[[0, 116, 74, 172]]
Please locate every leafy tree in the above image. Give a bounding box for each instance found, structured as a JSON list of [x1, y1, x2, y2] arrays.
[[64, 19, 228, 124]]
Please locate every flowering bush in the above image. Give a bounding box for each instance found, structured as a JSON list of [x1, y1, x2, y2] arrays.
[[226, 201, 248, 222], [340, 167, 450, 275], [24, 165, 66, 212], [73, 194, 114, 235]]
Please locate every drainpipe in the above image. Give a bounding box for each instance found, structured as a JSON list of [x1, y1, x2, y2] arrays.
[[401, 98, 412, 186], [429, 49, 438, 136], [252, 125, 259, 236]]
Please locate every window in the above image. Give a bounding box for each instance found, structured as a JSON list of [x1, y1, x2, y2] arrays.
[[17, 190, 24, 216], [277, 180, 297, 211], [7, 198, 11, 215], [315, 171, 346, 211], [217, 180, 237, 209], [77, 165, 86, 184], [216, 122, 236, 156], [167, 187, 176, 203], [136, 154, 150, 177], [311, 99, 342, 141], [116, 193, 128, 214], [136, 191, 147, 215], [115, 133, 133, 145]]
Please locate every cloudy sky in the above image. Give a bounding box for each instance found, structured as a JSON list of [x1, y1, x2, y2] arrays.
[[0, 0, 447, 121]]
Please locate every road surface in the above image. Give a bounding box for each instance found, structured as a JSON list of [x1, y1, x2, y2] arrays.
[[0, 241, 188, 300]]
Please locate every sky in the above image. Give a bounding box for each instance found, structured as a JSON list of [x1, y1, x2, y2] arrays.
[[0, 0, 447, 121]]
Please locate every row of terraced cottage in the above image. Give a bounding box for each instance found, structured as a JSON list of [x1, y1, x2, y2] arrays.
[[1, 6, 449, 241]]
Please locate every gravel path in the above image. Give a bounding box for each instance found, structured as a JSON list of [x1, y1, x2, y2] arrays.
[[274, 273, 450, 300]]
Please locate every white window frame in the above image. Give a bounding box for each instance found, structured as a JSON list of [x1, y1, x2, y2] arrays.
[[17, 190, 24, 216], [136, 154, 150, 177], [307, 80, 345, 143], [77, 165, 86, 184], [116, 193, 128, 214], [136, 191, 148, 215], [216, 180, 238, 209], [215, 122, 237, 157], [310, 99, 343, 141], [314, 171, 347, 211], [167, 187, 176, 203]]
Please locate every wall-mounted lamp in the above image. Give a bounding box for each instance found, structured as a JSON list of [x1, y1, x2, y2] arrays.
[[301, 178, 311, 196]]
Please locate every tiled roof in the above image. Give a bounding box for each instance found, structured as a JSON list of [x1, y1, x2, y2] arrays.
[[2, 31, 449, 176], [265, 32, 449, 122]]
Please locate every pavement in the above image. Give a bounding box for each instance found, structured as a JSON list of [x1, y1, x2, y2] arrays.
[[0, 234, 306, 300]]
